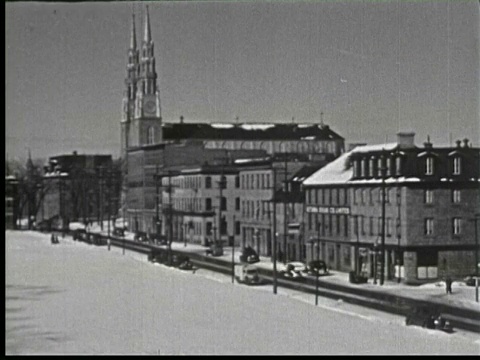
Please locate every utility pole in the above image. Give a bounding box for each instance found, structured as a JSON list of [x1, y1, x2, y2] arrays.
[[354, 215, 360, 275], [272, 166, 278, 295], [218, 166, 225, 246], [232, 214, 236, 284], [380, 150, 386, 286], [107, 166, 111, 250], [316, 223, 320, 306], [283, 153, 288, 264]]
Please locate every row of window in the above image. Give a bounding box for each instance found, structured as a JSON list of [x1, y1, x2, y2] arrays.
[[353, 216, 397, 237], [353, 155, 464, 178], [424, 190, 461, 204], [242, 200, 271, 219], [424, 218, 464, 235], [240, 172, 271, 190], [306, 188, 348, 206], [352, 188, 399, 205], [307, 213, 349, 237]]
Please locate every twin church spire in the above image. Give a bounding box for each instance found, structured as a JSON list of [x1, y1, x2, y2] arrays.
[[122, 5, 162, 151]]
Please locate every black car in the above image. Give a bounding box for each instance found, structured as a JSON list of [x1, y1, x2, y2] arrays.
[[239, 246, 260, 264], [405, 306, 453, 333], [464, 274, 479, 287], [304, 260, 329, 276]]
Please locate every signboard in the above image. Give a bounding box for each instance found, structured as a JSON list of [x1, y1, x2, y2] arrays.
[[306, 206, 350, 215]]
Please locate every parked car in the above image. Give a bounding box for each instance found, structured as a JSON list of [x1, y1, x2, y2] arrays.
[[304, 260, 329, 276], [148, 249, 168, 264], [280, 262, 306, 280], [405, 306, 453, 333], [205, 241, 224, 256], [464, 274, 480, 287], [235, 264, 264, 285], [239, 246, 260, 264]]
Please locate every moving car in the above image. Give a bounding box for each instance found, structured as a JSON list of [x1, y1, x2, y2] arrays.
[[405, 306, 453, 333], [280, 262, 306, 280]]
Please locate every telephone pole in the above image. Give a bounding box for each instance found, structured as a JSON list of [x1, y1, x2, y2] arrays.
[[380, 150, 386, 286], [272, 166, 278, 294], [283, 153, 288, 264]]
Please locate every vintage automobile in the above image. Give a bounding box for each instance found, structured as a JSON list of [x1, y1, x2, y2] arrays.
[[235, 264, 265, 285], [239, 246, 260, 264], [464, 274, 480, 287], [205, 241, 224, 257], [405, 305, 453, 333], [280, 262, 306, 280], [148, 249, 169, 264], [304, 260, 330, 276]]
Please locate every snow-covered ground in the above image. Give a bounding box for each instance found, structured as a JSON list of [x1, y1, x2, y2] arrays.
[[5, 231, 480, 355]]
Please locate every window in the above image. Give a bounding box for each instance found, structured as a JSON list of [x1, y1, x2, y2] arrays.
[[220, 175, 227, 189], [361, 159, 366, 177], [308, 213, 313, 231], [235, 197, 240, 211], [332, 189, 337, 205], [343, 246, 351, 266], [336, 215, 341, 235], [386, 218, 392, 237], [425, 157, 434, 175], [453, 218, 462, 235], [369, 158, 375, 177], [362, 189, 367, 205], [369, 189, 374, 205], [235, 175, 240, 188], [318, 189, 323, 205], [206, 222, 212, 235], [377, 217, 382, 235], [147, 126, 155, 144], [386, 158, 391, 177], [354, 160, 360, 177], [453, 157, 461, 175], [395, 156, 402, 176], [369, 217, 374, 236], [424, 190, 433, 204], [235, 221, 241, 235], [377, 157, 383, 177], [206, 198, 212, 211], [361, 216, 365, 235], [343, 215, 348, 236], [353, 189, 357, 205], [452, 190, 461, 203], [205, 176, 212, 189], [425, 218, 434, 235]]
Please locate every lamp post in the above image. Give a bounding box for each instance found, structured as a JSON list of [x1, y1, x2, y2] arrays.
[[316, 223, 320, 306], [232, 214, 236, 284]]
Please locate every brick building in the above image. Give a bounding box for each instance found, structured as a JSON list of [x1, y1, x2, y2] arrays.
[[303, 133, 480, 284], [40, 153, 114, 231]]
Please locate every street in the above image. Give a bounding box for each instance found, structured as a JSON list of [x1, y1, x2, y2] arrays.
[[6, 231, 480, 355]]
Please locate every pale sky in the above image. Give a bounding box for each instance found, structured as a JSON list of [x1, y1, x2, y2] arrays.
[[5, 0, 480, 162]]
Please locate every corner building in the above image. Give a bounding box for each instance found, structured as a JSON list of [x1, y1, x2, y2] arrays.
[[303, 132, 479, 284]]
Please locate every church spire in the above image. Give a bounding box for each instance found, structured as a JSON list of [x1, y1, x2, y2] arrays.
[[144, 5, 152, 44], [130, 12, 137, 50]]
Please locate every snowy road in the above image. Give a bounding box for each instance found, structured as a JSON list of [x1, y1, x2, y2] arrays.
[[5, 231, 480, 355]]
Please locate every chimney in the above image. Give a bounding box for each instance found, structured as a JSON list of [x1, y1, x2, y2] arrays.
[[463, 138, 469, 148], [180, 115, 184, 124], [423, 135, 433, 149], [456, 140, 462, 148], [396, 132, 415, 149]]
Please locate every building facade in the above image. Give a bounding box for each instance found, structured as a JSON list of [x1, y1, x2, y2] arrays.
[[40, 153, 115, 230], [303, 133, 480, 284]]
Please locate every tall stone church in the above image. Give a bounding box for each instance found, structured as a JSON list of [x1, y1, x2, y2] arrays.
[[121, 6, 162, 160]]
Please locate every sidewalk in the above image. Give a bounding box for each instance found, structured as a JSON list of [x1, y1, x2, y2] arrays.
[[166, 242, 480, 313]]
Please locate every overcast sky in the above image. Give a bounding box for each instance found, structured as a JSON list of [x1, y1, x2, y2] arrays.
[[5, 0, 480, 161]]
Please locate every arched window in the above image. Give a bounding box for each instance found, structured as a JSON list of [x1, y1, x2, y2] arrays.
[[147, 126, 155, 145]]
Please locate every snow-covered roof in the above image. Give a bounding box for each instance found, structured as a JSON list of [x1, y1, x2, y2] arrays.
[[211, 123, 234, 129], [303, 143, 398, 186], [240, 124, 275, 131], [303, 151, 353, 185], [234, 157, 271, 164]]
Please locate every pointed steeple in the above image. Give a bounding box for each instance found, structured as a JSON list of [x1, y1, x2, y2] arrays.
[[144, 5, 152, 43], [130, 12, 137, 50]]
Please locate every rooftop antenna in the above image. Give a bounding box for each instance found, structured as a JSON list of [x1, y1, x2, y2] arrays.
[[320, 112, 324, 127]]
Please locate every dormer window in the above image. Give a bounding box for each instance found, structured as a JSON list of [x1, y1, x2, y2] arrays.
[[453, 157, 461, 175], [353, 160, 360, 177], [377, 157, 383, 177], [386, 157, 391, 177], [361, 158, 366, 177], [425, 157, 434, 175], [369, 158, 375, 177], [395, 156, 402, 176]]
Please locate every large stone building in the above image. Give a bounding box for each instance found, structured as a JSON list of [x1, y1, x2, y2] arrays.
[[119, 7, 345, 238], [303, 132, 480, 284]]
